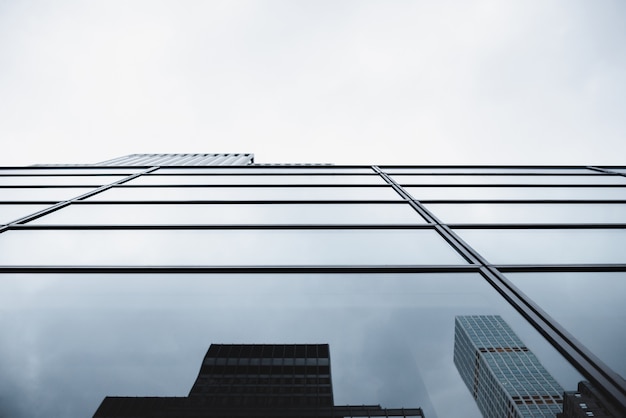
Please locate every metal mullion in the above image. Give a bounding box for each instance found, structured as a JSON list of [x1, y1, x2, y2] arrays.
[[0, 185, 103, 189], [0, 167, 159, 230], [377, 166, 626, 409], [477, 266, 626, 408], [420, 199, 626, 204], [0, 265, 480, 274], [378, 164, 590, 169], [0, 201, 60, 205], [373, 167, 480, 265], [68, 200, 405, 205], [0, 173, 132, 177], [138, 173, 383, 176], [441, 220, 626, 408], [381, 172, 605, 176], [398, 183, 626, 187], [589, 166, 626, 177], [7, 224, 435, 230], [447, 223, 626, 229], [114, 184, 392, 188], [496, 264, 626, 272]]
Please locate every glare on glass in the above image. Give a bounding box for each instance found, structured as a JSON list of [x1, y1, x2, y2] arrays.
[[0, 176, 125, 186], [156, 167, 375, 174], [29, 203, 426, 225], [0, 169, 141, 175], [392, 175, 626, 185], [455, 228, 626, 264], [127, 175, 386, 185], [506, 272, 626, 378], [425, 203, 626, 224], [0, 229, 466, 265], [382, 168, 596, 174], [0, 188, 95, 202], [0, 204, 51, 224], [87, 186, 403, 201], [405, 186, 626, 201]]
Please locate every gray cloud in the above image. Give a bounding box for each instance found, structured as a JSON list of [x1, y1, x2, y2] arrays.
[[0, 1, 625, 165]]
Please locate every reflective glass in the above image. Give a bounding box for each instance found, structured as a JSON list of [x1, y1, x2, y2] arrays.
[[0, 176, 125, 186], [392, 175, 625, 185], [382, 168, 595, 174], [0, 229, 465, 265], [157, 167, 374, 174], [606, 168, 626, 175], [0, 187, 95, 202], [506, 272, 626, 378], [128, 175, 385, 185], [455, 228, 626, 264], [30, 203, 426, 225], [425, 203, 626, 224], [0, 169, 141, 175], [405, 186, 626, 201], [88, 186, 402, 201], [0, 204, 50, 224], [0, 273, 582, 418]]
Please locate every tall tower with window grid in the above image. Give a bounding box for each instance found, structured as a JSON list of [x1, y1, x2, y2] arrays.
[[454, 315, 564, 417]]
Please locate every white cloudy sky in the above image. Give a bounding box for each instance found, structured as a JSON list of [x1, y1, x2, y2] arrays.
[[1, 0, 625, 166]]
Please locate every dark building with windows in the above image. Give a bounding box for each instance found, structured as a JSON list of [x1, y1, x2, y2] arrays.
[[93, 343, 424, 417], [558, 381, 621, 418], [0, 154, 625, 418]]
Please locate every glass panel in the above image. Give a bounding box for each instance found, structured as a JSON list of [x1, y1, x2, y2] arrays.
[[405, 186, 626, 201], [425, 203, 626, 224], [383, 168, 595, 174], [0, 176, 125, 186], [0, 187, 95, 202], [506, 272, 626, 378], [30, 203, 426, 225], [0, 273, 582, 418], [157, 167, 374, 174], [0, 229, 466, 265], [0, 169, 142, 175], [0, 204, 50, 224], [392, 175, 625, 185], [88, 186, 402, 201], [455, 228, 626, 264], [127, 175, 385, 185]]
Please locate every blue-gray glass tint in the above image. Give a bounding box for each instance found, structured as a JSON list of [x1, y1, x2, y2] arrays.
[[0, 273, 582, 418], [506, 272, 626, 379], [157, 167, 375, 174], [382, 168, 595, 174], [393, 175, 625, 185], [425, 203, 626, 224], [455, 228, 626, 264], [0, 229, 466, 265], [29, 203, 426, 225], [0, 204, 51, 224], [405, 186, 626, 201], [87, 186, 403, 201], [0, 188, 96, 202], [127, 175, 386, 185], [0, 176, 125, 186]]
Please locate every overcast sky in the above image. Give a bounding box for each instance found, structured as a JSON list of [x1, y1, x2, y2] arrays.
[[1, 0, 625, 166]]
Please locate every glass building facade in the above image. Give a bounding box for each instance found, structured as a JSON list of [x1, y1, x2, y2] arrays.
[[0, 154, 625, 417]]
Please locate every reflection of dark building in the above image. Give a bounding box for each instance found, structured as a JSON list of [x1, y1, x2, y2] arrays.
[[558, 381, 620, 418], [454, 315, 563, 418], [93, 344, 425, 417]]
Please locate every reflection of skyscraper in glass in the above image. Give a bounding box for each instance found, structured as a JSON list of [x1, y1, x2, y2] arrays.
[[454, 315, 563, 417], [93, 343, 425, 417]]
